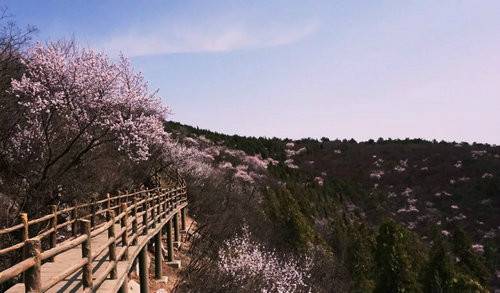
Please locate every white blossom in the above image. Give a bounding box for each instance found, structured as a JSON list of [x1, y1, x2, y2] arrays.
[[218, 225, 310, 292]]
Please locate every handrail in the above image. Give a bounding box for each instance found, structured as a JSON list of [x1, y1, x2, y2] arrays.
[[0, 186, 171, 257], [0, 182, 188, 292]]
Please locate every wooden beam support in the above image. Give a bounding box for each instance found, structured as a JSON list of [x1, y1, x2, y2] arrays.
[[154, 232, 162, 279], [166, 220, 173, 262], [173, 212, 180, 244], [138, 246, 149, 293], [181, 207, 187, 232]]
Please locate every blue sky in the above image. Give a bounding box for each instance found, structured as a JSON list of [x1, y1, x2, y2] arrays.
[[4, 0, 500, 143]]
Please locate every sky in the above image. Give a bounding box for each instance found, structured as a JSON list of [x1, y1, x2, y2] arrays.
[[4, 0, 500, 144]]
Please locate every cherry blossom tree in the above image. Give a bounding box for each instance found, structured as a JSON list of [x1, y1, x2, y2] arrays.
[[155, 138, 218, 183], [218, 225, 311, 292], [2, 41, 168, 212]]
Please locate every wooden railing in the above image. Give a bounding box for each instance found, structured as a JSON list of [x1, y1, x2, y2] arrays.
[[0, 182, 188, 292]]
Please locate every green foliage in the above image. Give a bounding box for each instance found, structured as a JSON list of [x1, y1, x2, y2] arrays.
[[451, 227, 489, 284], [421, 235, 455, 292], [449, 272, 489, 292], [374, 220, 421, 293], [264, 186, 316, 251], [346, 223, 376, 292], [484, 239, 499, 273], [166, 121, 496, 291]]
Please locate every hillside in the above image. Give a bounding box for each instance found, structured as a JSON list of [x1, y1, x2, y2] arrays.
[[167, 121, 500, 291]]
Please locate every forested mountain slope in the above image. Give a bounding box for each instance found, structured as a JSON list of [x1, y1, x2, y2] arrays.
[[167, 121, 500, 292]]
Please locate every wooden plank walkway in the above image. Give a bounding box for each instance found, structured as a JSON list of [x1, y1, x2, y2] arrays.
[[5, 203, 186, 293]]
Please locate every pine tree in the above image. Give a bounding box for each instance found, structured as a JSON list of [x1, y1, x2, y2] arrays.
[[451, 227, 489, 284], [347, 223, 375, 292], [374, 220, 420, 293], [483, 239, 498, 273], [421, 235, 454, 292]]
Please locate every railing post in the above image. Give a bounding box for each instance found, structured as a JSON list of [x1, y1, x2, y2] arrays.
[[24, 239, 41, 292], [154, 232, 162, 280], [156, 190, 161, 220], [168, 193, 173, 212], [120, 203, 129, 260], [151, 193, 156, 229], [171, 191, 176, 209], [142, 196, 148, 236], [90, 200, 96, 228], [108, 210, 118, 279], [138, 246, 149, 293], [71, 207, 78, 237], [20, 212, 29, 246], [124, 189, 129, 206], [117, 191, 122, 214], [20, 213, 28, 283], [48, 205, 57, 262], [173, 212, 180, 245], [80, 219, 93, 289], [132, 195, 138, 246], [163, 193, 168, 217], [106, 193, 111, 222], [166, 220, 173, 262], [181, 207, 187, 232]]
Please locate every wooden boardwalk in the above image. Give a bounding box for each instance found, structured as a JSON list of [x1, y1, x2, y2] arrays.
[[0, 185, 188, 293]]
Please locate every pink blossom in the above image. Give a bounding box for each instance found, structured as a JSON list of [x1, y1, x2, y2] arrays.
[[236, 164, 249, 171], [285, 159, 299, 169], [218, 225, 310, 292], [370, 170, 384, 179], [471, 150, 487, 159], [158, 139, 217, 180], [397, 205, 419, 213], [314, 176, 324, 186], [244, 154, 269, 170], [471, 244, 484, 254], [197, 135, 212, 144], [223, 148, 247, 158], [9, 42, 167, 162], [218, 161, 234, 169], [234, 169, 254, 183], [482, 173, 493, 179], [266, 157, 279, 166], [401, 187, 413, 197], [183, 137, 199, 145]]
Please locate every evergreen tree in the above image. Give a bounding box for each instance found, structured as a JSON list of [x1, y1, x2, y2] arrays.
[[347, 223, 375, 292], [374, 221, 420, 293], [451, 228, 489, 284], [483, 239, 498, 273], [421, 235, 454, 292]]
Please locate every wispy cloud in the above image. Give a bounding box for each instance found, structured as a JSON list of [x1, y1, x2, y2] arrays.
[[99, 21, 319, 57]]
